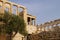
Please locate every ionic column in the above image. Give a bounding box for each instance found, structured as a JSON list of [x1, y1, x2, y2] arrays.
[[1, 1, 5, 14], [16, 6, 19, 15], [34, 19, 36, 26], [23, 8, 27, 25], [9, 4, 13, 14]]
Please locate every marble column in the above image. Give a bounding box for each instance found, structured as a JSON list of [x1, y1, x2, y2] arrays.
[[16, 6, 19, 15], [23, 8, 27, 25], [1, 1, 5, 14], [9, 4, 13, 14], [34, 19, 36, 26]]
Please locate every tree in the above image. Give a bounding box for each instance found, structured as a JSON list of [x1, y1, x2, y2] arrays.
[[0, 11, 28, 40]]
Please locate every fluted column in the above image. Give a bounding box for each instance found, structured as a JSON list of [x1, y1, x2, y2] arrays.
[[34, 19, 36, 26], [23, 8, 27, 25], [9, 4, 13, 14], [1, 1, 5, 14], [16, 6, 19, 15]]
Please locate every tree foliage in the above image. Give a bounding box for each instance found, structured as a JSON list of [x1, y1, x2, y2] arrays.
[[0, 11, 28, 37]]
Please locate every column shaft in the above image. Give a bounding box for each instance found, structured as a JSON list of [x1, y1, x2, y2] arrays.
[[9, 4, 12, 14], [23, 8, 27, 25], [34, 19, 36, 26], [16, 6, 19, 15], [1, 2, 5, 14]]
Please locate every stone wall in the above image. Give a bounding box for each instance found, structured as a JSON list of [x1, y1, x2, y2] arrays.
[[13, 32, 24, 40], [27, 26, 60, 40]]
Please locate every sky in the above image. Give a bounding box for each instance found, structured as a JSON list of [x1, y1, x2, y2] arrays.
[[9, 0, 60, 25]]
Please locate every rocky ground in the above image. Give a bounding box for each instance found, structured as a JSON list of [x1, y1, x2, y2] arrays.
[[27, 26, 60, 40]]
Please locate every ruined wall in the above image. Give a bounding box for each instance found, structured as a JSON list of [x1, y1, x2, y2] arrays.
[[0, 0, 27, 40], [27, 19, 60, 40], [0, 0, 37, 40], [12, 32, 24, 40], [27, 31, 60, 40], [26, 25, 37, 34]]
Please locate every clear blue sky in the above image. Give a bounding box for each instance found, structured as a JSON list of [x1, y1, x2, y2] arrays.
[[9, 0, 60, 24]]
